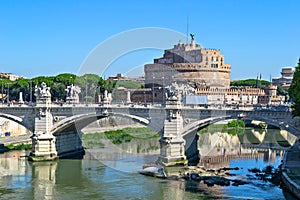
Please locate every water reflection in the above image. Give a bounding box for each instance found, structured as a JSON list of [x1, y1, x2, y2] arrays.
[[0, 128, 297, 199], [83, 136, 159, 173], [198, 129, 297, 168], [31, 161, 57, 200]]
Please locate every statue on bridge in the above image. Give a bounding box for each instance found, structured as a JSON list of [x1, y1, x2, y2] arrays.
[[35, 82, 51, 104], [165, 82, 195, 102], [65, 84, 81, 103]]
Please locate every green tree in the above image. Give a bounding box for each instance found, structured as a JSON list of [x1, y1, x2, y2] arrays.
[[0, 79, 13, 102], [230, 79, 270, 88], [51, 82, 66, 101], [115, 81, 143, 89], [54, 73, 77, 85], [75, 74, 107, 103], [32, 76, 55, 86], [289, 58, 300, 116], [277, 85, 288, 96], [0, 73, 110, 103]]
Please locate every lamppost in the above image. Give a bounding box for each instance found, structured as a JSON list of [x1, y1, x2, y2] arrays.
[[152, 76, 155, 105], [6, 82, 11, 103], [0, 78, 3, 103], [85, 77, 87, 105], [29, 80, 33, 104], [162, 76, 165, 104]]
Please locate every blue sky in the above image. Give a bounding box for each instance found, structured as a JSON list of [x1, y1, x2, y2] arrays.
[[0, 0, 299, 80]]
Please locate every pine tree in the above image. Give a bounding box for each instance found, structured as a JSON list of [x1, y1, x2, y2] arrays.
[[289, 58, 300, 116]]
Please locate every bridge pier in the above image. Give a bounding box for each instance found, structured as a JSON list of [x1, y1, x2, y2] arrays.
[[184, 132, 200, 165], [157, 98, 187, 166], [158, 137, 186, 166], [29, 92, 58, 161], [30, 133, 57, 161], [54, 129, 84, 158]]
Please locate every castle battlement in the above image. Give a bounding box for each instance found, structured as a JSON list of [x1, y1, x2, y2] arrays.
[[145, 38, 231, 90]]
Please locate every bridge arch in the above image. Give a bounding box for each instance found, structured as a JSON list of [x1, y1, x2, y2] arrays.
[[49, 111, 152, 157], [181, 113, 299, 164], [181, 115, 232, 137], [0, 113, 33, 133], [181, 114, 300, 139], [50, 112, 151, 134]]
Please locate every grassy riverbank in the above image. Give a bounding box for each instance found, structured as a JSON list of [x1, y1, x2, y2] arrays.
[[4, 143, 32, 151], [82, 127, 159, 148], [198, 120, 246, 135]]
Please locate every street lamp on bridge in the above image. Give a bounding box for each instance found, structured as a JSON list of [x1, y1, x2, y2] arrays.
[[152, 76, 155, 105], [85, 77, 88, 105], [0, 78, 3, 104], [162, 76, 165, 104], [6, 82, 11, 103], [29, 80, 33, 104]]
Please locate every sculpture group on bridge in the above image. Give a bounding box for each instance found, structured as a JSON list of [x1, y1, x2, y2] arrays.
[[34, 82, 51, 99], [65, 84, 81, 103], [165, 82, 196, 101]]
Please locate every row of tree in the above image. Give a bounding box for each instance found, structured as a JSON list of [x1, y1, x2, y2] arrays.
[[230, 79, 271, 88], [0, 73, 146, 103], [230, 79, 288, 96], [0, 73, 117, 103]]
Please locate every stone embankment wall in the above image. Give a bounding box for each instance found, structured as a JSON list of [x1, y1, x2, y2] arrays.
[[0, 117, 30, 137], [281, 143, 300, 199]]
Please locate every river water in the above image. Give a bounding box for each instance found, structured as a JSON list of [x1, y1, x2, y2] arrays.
[[0, 128, 298, 200]]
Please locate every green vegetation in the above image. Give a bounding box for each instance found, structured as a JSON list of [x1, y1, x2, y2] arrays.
[[198, 124, 228, 134], [115, 81, 144, 89], [277, 85, 289, 96], [121, 127, 159, 138], [0, 73, 109, 103], [258, 122, 267, 129], [227, 119, 245, 128], [289, 58, 300, 116], [230, 79, 270, 88], [5, 143, 32, 150], [82, 127, 159, 148], [231, 78, 288, 98], [103, 129, 132, 144], [0, 73, 144, 103], [82, 134, 105, 148], [198, 120, 246, 135]]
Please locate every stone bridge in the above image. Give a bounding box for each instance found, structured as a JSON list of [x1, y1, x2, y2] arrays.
[[0, 98, 300, 165]]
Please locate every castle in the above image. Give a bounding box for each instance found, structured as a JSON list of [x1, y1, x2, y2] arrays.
[[116, 36, 285, 106], [144, 36, 231, 90]]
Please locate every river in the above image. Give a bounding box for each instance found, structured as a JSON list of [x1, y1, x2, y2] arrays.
[[0, 128, 298, 200]]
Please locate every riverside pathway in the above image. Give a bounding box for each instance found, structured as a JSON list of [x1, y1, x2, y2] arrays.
[[0, 134, 31, 146], [282, 141, 300, 199]]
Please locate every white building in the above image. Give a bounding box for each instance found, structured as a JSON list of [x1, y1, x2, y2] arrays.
[[272, 66, 295, 87]]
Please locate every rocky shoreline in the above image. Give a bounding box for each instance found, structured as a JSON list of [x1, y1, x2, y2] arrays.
[[140, 164, 282, 187], [180, 166, 248, 187]]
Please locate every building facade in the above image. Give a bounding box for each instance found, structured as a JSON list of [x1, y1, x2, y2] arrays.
[[107, 73, 145, 85], [113, 38, 285, 106], [196, 87, 265, 106], [144, 39, 231, 93], [272, 67, 295, 88], [0, 72, 24, 81]]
